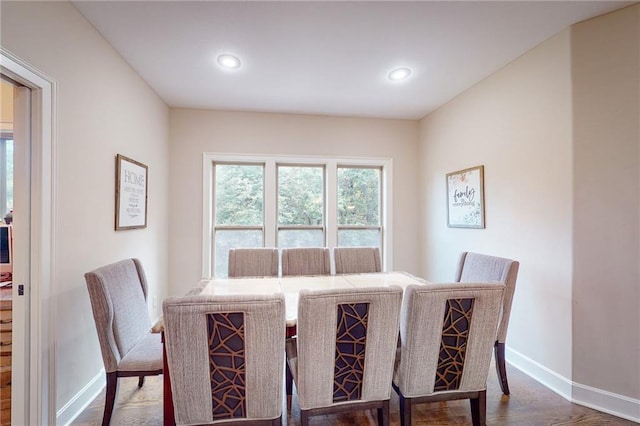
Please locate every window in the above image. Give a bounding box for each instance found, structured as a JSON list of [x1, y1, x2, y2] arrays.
[[277, 165, 324, 247], [213, 163, 264, 276], [204, 154, 392, 277], [337, 166, 381, 247]]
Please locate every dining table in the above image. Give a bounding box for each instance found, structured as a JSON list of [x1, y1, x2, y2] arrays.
[[156, 271, 427, 426]]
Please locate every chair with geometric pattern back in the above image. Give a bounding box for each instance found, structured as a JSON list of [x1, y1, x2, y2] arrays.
[[162, 293, 285, 426], [392, 282, 505, 426], [286, 286, 403, 426]]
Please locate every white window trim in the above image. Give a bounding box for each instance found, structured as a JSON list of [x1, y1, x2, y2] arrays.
[[202, 152, 393, 277]]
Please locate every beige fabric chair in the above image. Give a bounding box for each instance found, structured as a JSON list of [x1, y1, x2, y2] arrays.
[[85, 258, 163, 426], [227, 247, 279, 278], [455, 252, 520, 395], [333, 247, 382, 274], [163, 293, 285, 426], [393, 282, 505, 426], [286, 286, 403, 425], [281, 247, 331, 276]]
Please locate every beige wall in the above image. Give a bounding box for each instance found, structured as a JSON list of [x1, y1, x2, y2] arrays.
[[1, 0, 170, 415], [419, 3, 640, 410], [418, 30, 574, 377], [169, 109, 419, 296], [571, 5, 640, 399]]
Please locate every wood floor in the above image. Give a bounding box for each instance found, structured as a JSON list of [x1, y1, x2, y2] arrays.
[[72, 365, 634, 425]]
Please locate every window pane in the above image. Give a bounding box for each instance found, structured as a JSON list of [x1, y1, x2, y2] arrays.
[[278, 229, 324, 248], [215, 164, 263, 226], [278, 166, 323, 226], [214, 229, 263, 277], [338, 167, 380, 226], [338, 229, 381, 247]]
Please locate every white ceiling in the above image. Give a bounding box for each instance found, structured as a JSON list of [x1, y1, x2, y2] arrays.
[[73, 1, 634, 120]]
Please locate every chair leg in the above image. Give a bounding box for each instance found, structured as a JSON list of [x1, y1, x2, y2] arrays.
[[300, 409, 310, 426], [470, 390, 486, 426], [285, 362, 293, 397], [398, 394, 411, 426], [103, 372, 119, 426], [377, 400, 389, 426], [137, 376, 145, 388], [494, 341, 510, 395]]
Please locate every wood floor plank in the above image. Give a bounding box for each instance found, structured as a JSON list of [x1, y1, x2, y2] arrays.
[[71, 365, 635, 425]]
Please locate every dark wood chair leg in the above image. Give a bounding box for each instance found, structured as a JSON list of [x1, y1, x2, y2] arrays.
[[285, 362, 293, 397], [300, 409, 310, 426], [392, 383, 410, 426], [163, 331, 176, 426], [470, 390, 486, 426], [399, 395, 410, 426], [103, 372, 119, 426], [494, 341, 510, 395], [137, 376, 145, 388], [377, 400, 389, 426]]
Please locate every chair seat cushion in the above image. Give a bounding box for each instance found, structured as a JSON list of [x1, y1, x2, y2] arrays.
[[118, 332, 163, 372]]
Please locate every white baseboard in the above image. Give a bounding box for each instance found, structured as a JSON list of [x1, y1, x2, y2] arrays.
[[572, 381, 640, 423], [506, 346, 640, 423], [56, 369, 105, 426], [506, 345, 573, 399]]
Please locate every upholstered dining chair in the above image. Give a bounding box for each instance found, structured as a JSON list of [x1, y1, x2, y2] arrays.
[[286, 286, 403, 426], [227, 247, 279, 278], [455, 252, 520, 395], [333, 247, 382, 274], [281, 247, 331, 276], [392, 282, 505, 426], [163, 293, 285, 426], [84, 258, 163, 426]]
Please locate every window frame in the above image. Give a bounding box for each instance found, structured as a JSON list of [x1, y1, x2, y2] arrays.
[[203, 153, 393, 277]]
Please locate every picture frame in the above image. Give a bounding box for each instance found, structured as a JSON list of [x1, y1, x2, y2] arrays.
[[446, 165, 485, 228], [115, 154, 148, 230]]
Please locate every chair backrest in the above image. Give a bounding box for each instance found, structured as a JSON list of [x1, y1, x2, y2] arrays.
[[281, 247, 331, 276], [84, 258, 151, 373], [455, 252, 519, 342], [333, 247, 382, 274], [295, 286, 403, 410], [394, 282, 505, 397], [163, 293, 285, 425], [228, 247, 279, 278]]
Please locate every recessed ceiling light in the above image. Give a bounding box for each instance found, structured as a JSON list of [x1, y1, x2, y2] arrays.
[[388, 67, 411, 81], [217, 54, 241, 70]]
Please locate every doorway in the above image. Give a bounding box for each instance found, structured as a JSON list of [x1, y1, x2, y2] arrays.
[[0, 76, 18, 426], [1, 48, 55, 425]]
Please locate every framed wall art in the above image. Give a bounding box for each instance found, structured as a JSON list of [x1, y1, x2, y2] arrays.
[[115, 154, 148, 230], [446, 165, 485, 229]]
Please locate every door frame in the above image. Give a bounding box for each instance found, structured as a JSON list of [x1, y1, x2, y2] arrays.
[[1, 47, 56, 425]]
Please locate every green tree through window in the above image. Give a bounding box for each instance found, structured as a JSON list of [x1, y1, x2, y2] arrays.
[[208, 156, 388, 277], [213, 164, 264, 276]]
